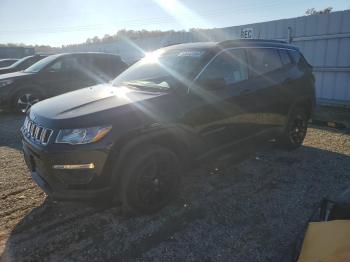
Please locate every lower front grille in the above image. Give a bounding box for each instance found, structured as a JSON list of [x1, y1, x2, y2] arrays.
[[22, 117, 53, 145]]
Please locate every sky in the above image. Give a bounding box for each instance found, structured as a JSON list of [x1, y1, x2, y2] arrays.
[[0, 0, 349, 47]]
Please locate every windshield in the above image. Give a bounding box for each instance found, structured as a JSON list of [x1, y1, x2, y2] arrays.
[[112, 49, 206, 91], [7, 56, 30, 69], [24, 54, 60, 73]]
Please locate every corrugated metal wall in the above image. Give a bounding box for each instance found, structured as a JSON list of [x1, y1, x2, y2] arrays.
[[62, 10, 350, 107], [0, 47, 35, 58]]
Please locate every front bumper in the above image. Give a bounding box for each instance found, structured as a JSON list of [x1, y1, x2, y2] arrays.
[[22, 137, 113, 201]]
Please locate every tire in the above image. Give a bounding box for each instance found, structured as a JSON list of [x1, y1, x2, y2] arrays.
[[12, 89, 42, 114], [119, 145, 181, 215], [277, 107, 309, 150]]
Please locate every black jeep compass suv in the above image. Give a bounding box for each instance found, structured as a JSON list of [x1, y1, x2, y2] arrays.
[[21, 40, 315, 214]]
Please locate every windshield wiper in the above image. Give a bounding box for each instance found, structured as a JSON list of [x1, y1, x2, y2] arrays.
[[123, 81, 169, 91]]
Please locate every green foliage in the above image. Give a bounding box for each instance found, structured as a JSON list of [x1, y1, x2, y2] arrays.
[[305, 7, 333, 15]]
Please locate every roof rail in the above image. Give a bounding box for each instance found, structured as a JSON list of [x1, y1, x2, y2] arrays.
[[218, 39, 287, 46], [162, 42, 184, 47]]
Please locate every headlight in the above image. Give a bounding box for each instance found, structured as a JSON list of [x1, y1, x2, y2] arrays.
[[0, 79, 14, 88], [55, 126, 112, 145]]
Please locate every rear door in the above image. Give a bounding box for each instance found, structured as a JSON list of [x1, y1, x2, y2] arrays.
[[245, 48, 286, 132], [276, 49, 300, 118]]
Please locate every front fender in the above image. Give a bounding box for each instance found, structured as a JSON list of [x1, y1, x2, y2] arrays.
[[106, 123, 203, 188]]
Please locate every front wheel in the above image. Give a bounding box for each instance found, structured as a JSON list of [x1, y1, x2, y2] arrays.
[[277, 107, 309, 150], [12, 90, 42, 113], [119, 145, 181, 215]]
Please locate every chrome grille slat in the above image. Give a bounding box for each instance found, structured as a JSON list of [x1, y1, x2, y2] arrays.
[[31, 124, 36, 137], [22, 117, 53, 146]]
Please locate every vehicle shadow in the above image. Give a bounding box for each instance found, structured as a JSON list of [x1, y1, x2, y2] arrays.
[[0, 111, 24, 150], [2, 144, 350, 261]]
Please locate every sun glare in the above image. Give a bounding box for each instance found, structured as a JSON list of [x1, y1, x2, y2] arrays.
[[142, 50, 163, 64], [153, 0, 211, 29]]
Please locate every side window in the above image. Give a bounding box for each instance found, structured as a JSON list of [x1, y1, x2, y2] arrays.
[[279, 50, 292, 65], [288, 50, 301, 64], [92, 56, 110, 72], [47, 56, 79, 72], [247, 48, 282, 77], [197, 49, 248, 87], [111, 57, 126, 74], [20, 57, 42, 69]]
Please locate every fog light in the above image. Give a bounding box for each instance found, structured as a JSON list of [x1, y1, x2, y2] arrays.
[[52, 163, 95, 170]]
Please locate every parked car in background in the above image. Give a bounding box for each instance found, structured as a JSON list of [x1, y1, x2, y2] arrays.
[[0, 58, 19, 68], [0, 52, 128, 112], [21, 40, 315, 214], [0, 54, 48, 75]]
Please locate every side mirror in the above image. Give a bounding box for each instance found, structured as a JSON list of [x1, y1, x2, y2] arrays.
[[198, 78, 226, 90]]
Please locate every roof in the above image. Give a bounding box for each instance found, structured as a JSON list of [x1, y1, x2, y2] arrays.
[[162, 42, 217, 51], [162, 39, 298, 52], [56, 52, 122, 57], [218, 39, 298, 50], [0, 58, 18, 61]]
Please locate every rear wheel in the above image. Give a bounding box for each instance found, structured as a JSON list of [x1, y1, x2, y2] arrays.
[[277, 107, 309, 150], [119, 145, 181, 215], [13, 90, 42, 113]]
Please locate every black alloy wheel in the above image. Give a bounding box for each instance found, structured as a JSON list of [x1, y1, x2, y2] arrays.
[[15, 92, 40, 113], [120, 145, 181, 214]]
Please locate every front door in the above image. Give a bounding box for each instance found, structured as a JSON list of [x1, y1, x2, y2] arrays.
[[182, 49, 251, 152], [38, 56, 90, 97]]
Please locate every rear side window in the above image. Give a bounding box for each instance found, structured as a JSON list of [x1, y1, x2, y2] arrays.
[[288, 50, 301, 64], [110, 56, 127, 75], [87, 55, 126, 80], [247, 48, 282, 77], [92, 56, 123, 72], [92, 56, 110, 72], [279, 50, 292, 65]]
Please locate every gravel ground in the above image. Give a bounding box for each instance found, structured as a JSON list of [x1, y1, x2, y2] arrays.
[[0, 112, 349, 262]]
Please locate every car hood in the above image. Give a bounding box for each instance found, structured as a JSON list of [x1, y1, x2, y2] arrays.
[[30, 83, 169, 127], [0, 70, 33, 79]]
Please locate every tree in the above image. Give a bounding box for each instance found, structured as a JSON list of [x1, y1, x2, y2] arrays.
[[305, 7, 333, 15], [102, 34, 113, 43], [91, 36, 100, 44]]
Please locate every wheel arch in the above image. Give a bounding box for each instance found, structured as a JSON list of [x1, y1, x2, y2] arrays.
[[106, 126, 194, 191], [10, 84, 46, 102], [288, 96, 314, 121]]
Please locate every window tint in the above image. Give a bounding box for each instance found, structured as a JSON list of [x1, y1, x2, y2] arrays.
[[19, 56, 43, 69], [288, 50, 301, 64], [48, 56, 79, 72], [88, 56, 117, 79], [0, 60, 16, 67], [93, 56, 110, 72], [279, 50, 292, 65], [247, 48, 282, 76], [110, 56, 127, 74], [198, 49, 248, 86]]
